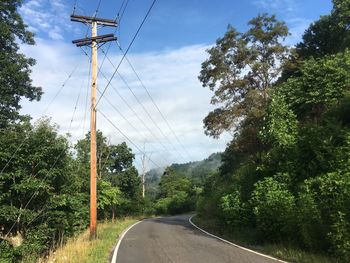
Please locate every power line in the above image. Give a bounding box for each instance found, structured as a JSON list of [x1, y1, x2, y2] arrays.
[[118, 0, 130, 22], [101, 49, 188, 162], [79, 48, 176, 164], [97, 90, 170, 166], [93, 0, 103, 17], [5, 58, 88, 237], [73, 0, 78, 14], [81, 47, 92, 138], [96, 0, 157, 107], [0, 63, 81, 176], [97, 0, 130, 75], [98, 109, 162, 169], [116, 41, 195, 161]]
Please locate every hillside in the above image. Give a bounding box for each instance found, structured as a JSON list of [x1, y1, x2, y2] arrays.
[[145, 153, 221, 198]]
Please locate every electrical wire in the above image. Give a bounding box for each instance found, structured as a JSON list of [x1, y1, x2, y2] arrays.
[[98, 109, 162, 169], [101, 49, 188, 162], [93, 0, 103, 18], [96, 0, 157, 107], [79, 48, 175, 164], [116, 41, 195, 161], [0, 63, 80, 176], [4, 58, 88, 237], [73, 0, 78, 14]]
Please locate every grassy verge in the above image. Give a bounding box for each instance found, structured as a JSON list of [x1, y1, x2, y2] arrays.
[[192, 215, 340, 263], [41, 218, 139, 263]]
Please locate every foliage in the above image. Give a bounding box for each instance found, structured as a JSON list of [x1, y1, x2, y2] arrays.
[[0, 0, 42, 127], [197, 3, 350, 261], [145, 153, 222, 198], [154, 167, 195, 215], [280, 51, 350, 122], [296, 0, 350, 59], [260, 92, 298, 147], [219, 190, 242, 229], [199, 14, 289, 138], [250, 175, 296, 241]]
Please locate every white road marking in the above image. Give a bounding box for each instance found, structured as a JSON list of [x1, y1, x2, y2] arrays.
[[188, 215, 288, 263], [111, 220, 143, 263]]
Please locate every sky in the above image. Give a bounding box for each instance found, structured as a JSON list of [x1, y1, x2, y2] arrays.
[[18, 0, 333, 170]]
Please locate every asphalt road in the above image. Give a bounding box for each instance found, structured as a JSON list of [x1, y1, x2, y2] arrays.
[[115, 214, 283, 263]]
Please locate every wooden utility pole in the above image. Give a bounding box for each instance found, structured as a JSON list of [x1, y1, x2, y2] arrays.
[[71, 14, 117, 240], [141, 145, 152, 199], [141, 153, 146, 198]]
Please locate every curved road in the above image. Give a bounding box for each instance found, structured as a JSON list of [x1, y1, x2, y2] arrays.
[[115, 214, 284, 263]]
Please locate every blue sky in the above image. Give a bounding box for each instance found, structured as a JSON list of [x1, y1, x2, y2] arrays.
[[21, 0, 332, 51], [19, 0, 333, 169]]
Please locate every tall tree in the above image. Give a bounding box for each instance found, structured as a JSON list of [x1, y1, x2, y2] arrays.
[[199, 14, 289, 138], [0, 0, 42, 127]]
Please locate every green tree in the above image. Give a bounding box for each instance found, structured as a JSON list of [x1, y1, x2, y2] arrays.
[[0, 0, 42, 127], [155, 167, 194, 215], [199, 14, 289, 138], [280, 51, 350, 122], [97, 180, 123, 220], [250, 174, 296, 241], [296, 0, 350, 60], [0, 118, 88, 261]]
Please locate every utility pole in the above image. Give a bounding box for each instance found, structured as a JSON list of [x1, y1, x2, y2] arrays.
[[141, 144, 152, 199], [71, 14, 117, 240], [141, 152, 146, 198]]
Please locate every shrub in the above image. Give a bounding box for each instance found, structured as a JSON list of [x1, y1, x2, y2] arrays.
[[219, 190, 242, 229], [251, 175, 296, 242]]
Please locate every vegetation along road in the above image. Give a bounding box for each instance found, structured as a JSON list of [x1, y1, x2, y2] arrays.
[[114, 215, 284, 263]]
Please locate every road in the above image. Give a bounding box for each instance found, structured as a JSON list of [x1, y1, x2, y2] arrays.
[[115, 214, 284, 263]]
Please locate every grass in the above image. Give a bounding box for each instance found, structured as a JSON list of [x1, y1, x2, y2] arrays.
[[40, 218, 139, 263], [192, 215, 341, 263]]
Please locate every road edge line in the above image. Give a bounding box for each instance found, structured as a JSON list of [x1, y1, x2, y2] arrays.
[[188, 215, 288, 263], [111, 220, 143, 263]]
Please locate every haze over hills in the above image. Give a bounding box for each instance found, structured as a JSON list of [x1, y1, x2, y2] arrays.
[[145, 152, 222, 198]]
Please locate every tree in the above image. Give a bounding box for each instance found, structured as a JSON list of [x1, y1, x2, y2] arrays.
[[296, 15, 350, 60], [281, 0, 350, 81], [0, 0, 42, 127], [199, 14, 289, 138], [280, 51, 350, 122], [0, 118, 89, 261], [75, 132, 141, 202], [155, 167, 194, 215]]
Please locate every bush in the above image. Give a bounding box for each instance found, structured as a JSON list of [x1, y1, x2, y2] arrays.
[[155, 197, 172, 215], [219, 190, 242, 229], [297, 182, 327, 250], [328, 211, 350, 261], [251, 175, 296, 242], [301, 172, 350, 260]]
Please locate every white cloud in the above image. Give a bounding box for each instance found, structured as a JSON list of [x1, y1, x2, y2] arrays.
[[285, 17, 311, 45], [19, 0, 71, 41], [253, 0, 312, 45], [254, 0, 296, 13], [19, 40, 231, 170]]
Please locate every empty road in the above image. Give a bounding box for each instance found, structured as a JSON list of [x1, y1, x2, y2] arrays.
[[114, 214, 285, 263]]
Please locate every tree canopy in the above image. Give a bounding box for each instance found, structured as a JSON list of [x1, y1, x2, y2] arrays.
[[0, 0, 42, 127]]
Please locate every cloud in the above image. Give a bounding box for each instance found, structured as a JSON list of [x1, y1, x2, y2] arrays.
[[252, 0, 312, 45], [285, 17, 311, 45], [19, 39, 231, 169], [19, 0, 71, 41], [254, 0, 296, 13]]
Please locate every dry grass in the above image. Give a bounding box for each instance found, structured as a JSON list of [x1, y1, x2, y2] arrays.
[[40, 218, 138, 263]]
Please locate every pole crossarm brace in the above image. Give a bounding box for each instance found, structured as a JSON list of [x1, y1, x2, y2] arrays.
[[72, 34, 117, 47], [71, 14, 117, 27]]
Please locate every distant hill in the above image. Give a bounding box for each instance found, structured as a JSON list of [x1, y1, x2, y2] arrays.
[[145, 153, 222, 198]]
